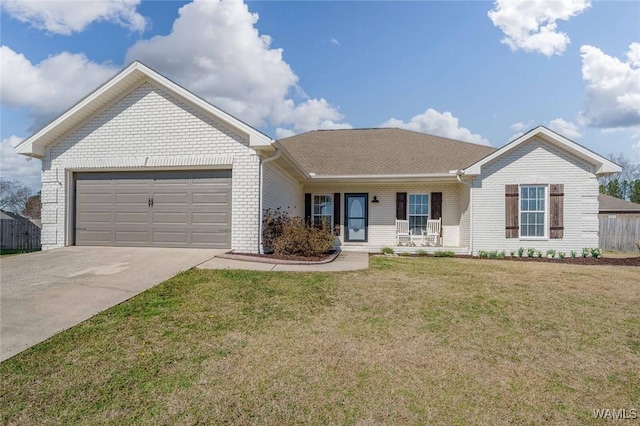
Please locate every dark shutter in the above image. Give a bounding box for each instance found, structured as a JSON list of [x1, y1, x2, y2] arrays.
[[396, 192, 407, 220], [505, 185, 519, 238], [333, 193, 341, 236], [431, 192, 442, 220], [549, 184, 564, 239], [304, 193, 312, 225]]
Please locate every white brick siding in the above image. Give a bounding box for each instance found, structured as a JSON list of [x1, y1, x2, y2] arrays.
[[304, 182, 465, 250], [41, 81, 261, 253], [262, 162, 303, 217], [470, 137, 598, 255]]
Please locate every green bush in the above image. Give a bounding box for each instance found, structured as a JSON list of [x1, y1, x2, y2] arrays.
[[590, 247, 601, 258], [434, 250, 456, 257], [527, 248, 536, 258], [399, 251, 410, 257], [382, 247, 394, 255], [517, 247, 525, 257], [416, 249, 427, 256], [558, 251, 566, 259], [570, 250, 577, 258], [582, 248, 590, 258], [497, 250, 506, 259], [546, 249, 556, 258], [270, 216, 335, 258]]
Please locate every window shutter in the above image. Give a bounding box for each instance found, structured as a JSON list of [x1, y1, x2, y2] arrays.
[[549, 184, 564, 239], [431, 192, 442, 220], [304, 193, 312, 225], [396, 192, 407, 220], [333, 193, 341, 236], [505, 185, 519, 238]]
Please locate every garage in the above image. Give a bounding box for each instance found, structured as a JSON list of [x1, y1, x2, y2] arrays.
[[74, 170, 232, 248]]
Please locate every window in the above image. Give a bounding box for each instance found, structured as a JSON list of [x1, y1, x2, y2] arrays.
[[408, 194, 429, 234], [520, 186, 546, 237], [313, 194, 333, 227]]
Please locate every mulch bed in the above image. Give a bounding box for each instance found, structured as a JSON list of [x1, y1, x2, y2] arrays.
[[227, 250, 337, 263], [374, 253, 640, 266]]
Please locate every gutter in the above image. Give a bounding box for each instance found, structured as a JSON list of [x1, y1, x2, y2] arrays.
[[258, 148, 281, 254], [452, 169, 474, 255]]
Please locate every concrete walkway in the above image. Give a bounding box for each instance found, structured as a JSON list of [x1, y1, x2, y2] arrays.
[[197, 251, 369, 272]]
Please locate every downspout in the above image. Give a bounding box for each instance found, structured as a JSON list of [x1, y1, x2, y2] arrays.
[[258, 148, 281, 254], [456, 171, 474, 255]]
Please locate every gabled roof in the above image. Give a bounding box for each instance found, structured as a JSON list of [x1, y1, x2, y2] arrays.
[[462, 126, 621, 176], [15, 61, 272, 158], [599, 194, 640, 213], [276, 128, 496, 180]]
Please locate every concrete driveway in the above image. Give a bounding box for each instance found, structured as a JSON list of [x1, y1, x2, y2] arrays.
[[0, 246, 223, 362]]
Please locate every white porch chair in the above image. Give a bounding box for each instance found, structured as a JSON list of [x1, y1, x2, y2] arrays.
[[395, 219, 413, 246], [422, 218, 442, 246]]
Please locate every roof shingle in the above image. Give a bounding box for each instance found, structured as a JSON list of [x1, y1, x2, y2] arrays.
[[276, 128, 496, 176]]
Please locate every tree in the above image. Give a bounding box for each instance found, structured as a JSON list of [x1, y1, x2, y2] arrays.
[[630, 180, 640, 204], [0, 179, 32, 214], [23, 191, 41, 219], [598, 153, 640, 200]]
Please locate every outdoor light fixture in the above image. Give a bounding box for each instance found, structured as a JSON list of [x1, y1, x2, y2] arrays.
[[372, 196, 379, 203]]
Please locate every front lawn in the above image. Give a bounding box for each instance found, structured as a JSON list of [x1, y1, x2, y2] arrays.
[[1, 258, 638, 424]]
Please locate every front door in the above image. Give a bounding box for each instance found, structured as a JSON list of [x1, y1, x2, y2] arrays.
[[345, 193, 368, 242]]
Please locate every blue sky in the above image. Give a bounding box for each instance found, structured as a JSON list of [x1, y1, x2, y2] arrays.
[[1, 0, 639, 192]]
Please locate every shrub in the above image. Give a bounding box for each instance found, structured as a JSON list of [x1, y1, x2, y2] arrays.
[[382, 247, 394, 255], [527, 248, 536, 258], [546, 249, 556, 258], [271, 216, 334, 257], [558, 251, 566, 259], [590, 247, 601, 258], [417, 249, 427, 256], [478, 250, 489, 258], [399, 251, 410, 257], [262, 207, 292, 252], [510, 250, 516, 257], [535, 250, 543, 258], [517, 247, 525, 258], [570, 250, 577, 258], [434, 250, 456, 257], [497, 250, 506, 259], [489, 250, 498, 259], [582, 248, 590, 258]]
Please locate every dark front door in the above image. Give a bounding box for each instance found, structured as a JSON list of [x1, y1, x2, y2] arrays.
[[344, 193, 368, 242]]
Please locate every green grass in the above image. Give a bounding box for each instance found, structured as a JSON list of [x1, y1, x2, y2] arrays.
[[1, 258, 638, 425], [0, 248, 41, 256]]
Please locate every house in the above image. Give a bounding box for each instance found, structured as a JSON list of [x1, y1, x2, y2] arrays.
[[599, 194, 640, 219], [15, 61, 621, 255]]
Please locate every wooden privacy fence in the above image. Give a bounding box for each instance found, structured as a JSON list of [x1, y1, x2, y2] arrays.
[[0, 217, 41, 250], [599, 217, 640, 252]]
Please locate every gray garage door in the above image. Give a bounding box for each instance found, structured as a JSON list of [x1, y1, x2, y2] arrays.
[[75, 170, 232, 248]]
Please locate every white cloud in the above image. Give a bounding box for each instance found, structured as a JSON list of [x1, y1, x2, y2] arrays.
[[126, 0, 349, 133], [272, 98, 352, 138], [380, 109, 490, 145], [0, 136, 41, 192], [330, 38, 341, 46], [548, 118, 583, 139], [579, 43, 640, 128], [488, 0, 591, 56], [0, 46, 118, 127], [508, 120, 534, 140], [1, 0, 147, 35]]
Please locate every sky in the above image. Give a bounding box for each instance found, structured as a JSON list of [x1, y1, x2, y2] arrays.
[[1, 0, 639, 192]]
